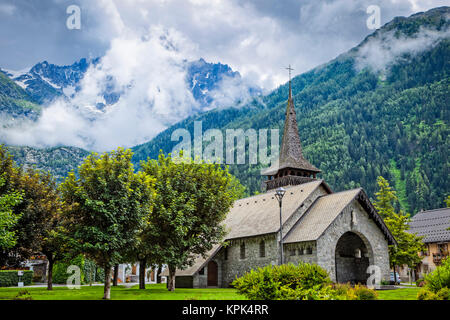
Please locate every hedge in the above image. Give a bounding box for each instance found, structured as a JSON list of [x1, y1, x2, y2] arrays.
[[0, 270, 33, 287]]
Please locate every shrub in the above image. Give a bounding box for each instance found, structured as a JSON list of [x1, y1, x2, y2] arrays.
[[332, 283, 353, 296], [0, 270, 33, 287], [331, 283, 378, 300], [423, 257, 450, 293], [351, 284, 378, 300], [417, 288, 438, 300], [13, 290, 33, 300], [436, 287, 450, 300], [232, 263, 331, 300]]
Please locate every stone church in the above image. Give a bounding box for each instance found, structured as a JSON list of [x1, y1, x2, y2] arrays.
[[170, 78, 396, 288]]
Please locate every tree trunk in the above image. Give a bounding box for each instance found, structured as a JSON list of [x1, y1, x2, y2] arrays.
[[156, 263, 162, 284], [167, 265, 176, 291], [47, 258, 54, 291], [139, 259, 146, 290], [103, 266, 112, 300], [113, 264, 119, 286]]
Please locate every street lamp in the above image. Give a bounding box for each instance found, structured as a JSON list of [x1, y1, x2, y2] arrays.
[[274, 187, 286, 265]]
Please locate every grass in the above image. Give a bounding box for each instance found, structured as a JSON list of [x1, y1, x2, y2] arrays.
[[377, 287, 421, 300], [0, 284, 422, 300], [0, 283, 246, 300]]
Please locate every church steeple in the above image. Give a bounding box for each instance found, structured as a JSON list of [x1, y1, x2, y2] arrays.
[[261, 65, 321, 191]]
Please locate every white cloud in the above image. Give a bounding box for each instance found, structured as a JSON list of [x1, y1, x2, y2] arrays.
[[355, 25, 450, 72], [1, 0, 448, 151], [2, 25, 201, 151]]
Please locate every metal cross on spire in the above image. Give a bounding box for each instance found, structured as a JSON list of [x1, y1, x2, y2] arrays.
[[286, 64, 294, 82], [286, 64, 294, 99]]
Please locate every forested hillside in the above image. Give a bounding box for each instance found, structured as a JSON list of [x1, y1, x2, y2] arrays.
[[3, 7, 448, 214], [6, 146, 89, 181], [132, 7, 449, 214], [0, 71, 41, 121]]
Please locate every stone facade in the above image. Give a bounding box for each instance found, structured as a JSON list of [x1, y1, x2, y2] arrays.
[[316, 200, 390, 282], [184, 195, 390, 288]]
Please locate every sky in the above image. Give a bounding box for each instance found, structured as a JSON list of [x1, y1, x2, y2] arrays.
[[0, 0, 448, 151], [1, 0, 448, 89]]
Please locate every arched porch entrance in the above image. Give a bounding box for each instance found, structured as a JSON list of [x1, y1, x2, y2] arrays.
[[207, 261, 218, 287], [335, 231, 372, 284]]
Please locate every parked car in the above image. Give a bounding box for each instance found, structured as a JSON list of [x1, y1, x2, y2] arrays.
[[390, 271, 401, 285]]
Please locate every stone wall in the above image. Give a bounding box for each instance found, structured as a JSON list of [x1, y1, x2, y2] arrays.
[[316, 199, 390, 283], [284, 241, 318, 265], [216, 234, 279, 287]]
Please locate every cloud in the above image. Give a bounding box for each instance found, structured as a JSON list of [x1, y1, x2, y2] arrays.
[[355, 24, 450, 72], [1, 25, 201, 151], [1, 0, 449, 151], [0, 3, 16, 15]]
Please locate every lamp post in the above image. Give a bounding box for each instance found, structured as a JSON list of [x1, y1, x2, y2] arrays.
[[274, 187, 286, 265]]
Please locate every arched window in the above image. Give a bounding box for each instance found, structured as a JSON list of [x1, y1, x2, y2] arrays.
[[240, 242, 246, 259], [259, 241, 265, 258]]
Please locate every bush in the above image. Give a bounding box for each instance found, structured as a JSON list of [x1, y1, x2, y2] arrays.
[[232, 263, 331, 300], [417, 288, 438, 300], [351, 284, 378, 300], [331, 283, 378, 300], [0, 270, 33, 287], [436, 287, 450, 300], [423, 257, 450, 293]]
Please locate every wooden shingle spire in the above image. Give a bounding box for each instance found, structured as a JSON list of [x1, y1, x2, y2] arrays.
[[261, 66, 320, 190]]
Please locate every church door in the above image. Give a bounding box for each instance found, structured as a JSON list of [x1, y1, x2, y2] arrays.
[[207, 261, 218, 287]]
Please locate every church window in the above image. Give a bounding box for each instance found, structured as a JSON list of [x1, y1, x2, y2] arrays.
[[240, 242, 246, 259], [259, 241, 265, 258]]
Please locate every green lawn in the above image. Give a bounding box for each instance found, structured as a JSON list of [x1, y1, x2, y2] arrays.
[[377, 287, 421, 300], [0, 283, 246, 300], [0, 284, 421, 300]]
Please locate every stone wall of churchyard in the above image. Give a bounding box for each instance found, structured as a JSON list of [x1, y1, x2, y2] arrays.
[[316, 199, 390, 282], [281, 184, 328, 238], [284, 241, 318, 265], [215, 234, 279, 287]]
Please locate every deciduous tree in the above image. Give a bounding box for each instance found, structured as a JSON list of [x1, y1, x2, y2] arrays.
[[60, 148, 155, 299], [140, 152, 244, 291]]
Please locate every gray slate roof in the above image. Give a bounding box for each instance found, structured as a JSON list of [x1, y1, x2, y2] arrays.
[[409, 208, 450, 243], [223, 180, 325, 240], [283, 189, 361, 243]]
